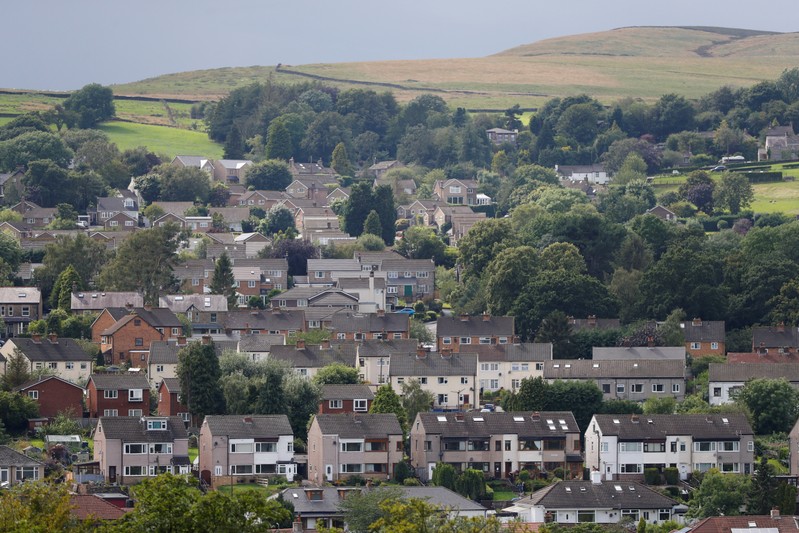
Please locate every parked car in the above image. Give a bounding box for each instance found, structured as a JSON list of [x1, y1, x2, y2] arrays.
[[394, 307, 415, 315], [711, 165, 727, 172]]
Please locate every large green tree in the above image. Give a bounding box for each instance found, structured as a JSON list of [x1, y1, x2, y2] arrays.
[[209, 252, 237, 309], [735, 378, 799, 434], [63, 83, 115, 128], [264, 119, 293, 161], [714, 172, 754, 215], [312, 363, 360, 385], [244, 159, 293, 190], [401, 378, 435, 426], [177, 342, 226, 423], [49, 264, 83, 311], [34, 234, 108, 302], [363, 210, 382, 237], [689, 469, 749, 518], [0, 131, 74, 171], [370, 384, 408, 434]]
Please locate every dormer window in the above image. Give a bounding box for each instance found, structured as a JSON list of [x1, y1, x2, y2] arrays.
[[146, 418, 167, 430]]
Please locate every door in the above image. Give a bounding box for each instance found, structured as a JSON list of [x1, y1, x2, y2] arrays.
[[494, 462, 501, 478], [109, 466, 116, 483], [505, 462, 512, 478], [404, 285, 413, 298], [325, 464, 333, 482]]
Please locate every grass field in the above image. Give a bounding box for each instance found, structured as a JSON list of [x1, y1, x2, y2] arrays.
[[97, 120, 222, 159]]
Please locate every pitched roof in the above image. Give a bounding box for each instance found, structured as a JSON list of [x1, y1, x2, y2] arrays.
[[343, 338, 418, 357], [0, 445, 44, 467], [160, 378, 181, 394], [148, 341, 181, 365], [0, 287, 41, 303], [14, 375, 85, 393], [592, 413, 753, 439], [437, 314, 514, 337], [100, 308, 181, 334], [89, 373, 150, 390], [203, 414, 293, 438], [517, 480, 676, 510], [159, 294, 228, 313], [389, 351, 477, 377], [568, 317, 621, 331], [419, 411, 579, 438], [753, 326, 799, 348], [470, 343, 552, 362], [269, 344, 354, 369], [689, 515, 799, 533], [681, 320, 726, 342], [69, 494, 128, 520], [98, 416, 188, 442], [72, 291, 144, 311], [314, 413, 402, 438], [224, 309, 305, 331], [708, 362, 799, 382], [591, 347, 686, 361], [544, 359, 685, 379], [330, 312, 409, 334], [238, 334, 285, 352], [321, 384, 374, 401], [7, 337, 92, 362]]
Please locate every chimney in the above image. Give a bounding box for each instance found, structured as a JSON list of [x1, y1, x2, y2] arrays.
[[243, 416, 253, 424], [440, 349, 452, 359], [143, 304, 152, 311], [201, 335, 212, 345], [31, 333, 42, 343], [777, 322, 785, 333], [271, 306, 281, 314], [531, 411, 540, 421], [459, 313, 469, 322], [320, 339, 330, 350], [482, 312, 491, 322], [692, 317, 702, 327], [590, 470, 603, 484], [416, 348, 427, 359], [376, 308, 385, 317], [292, 516, 303, 533], [296, 339, 305, 350], [125, 302, 134, 310], [646, 336, 655, 347], [250, 311, 259, 317], [177, 336, 187, 347], [455, 413, 464, 421], [771, 507, 781, 520], [631, 414, 639, 424], [71, 281, 77, 292], [587, 315, 597, 327], [47, 333, 58, 344]]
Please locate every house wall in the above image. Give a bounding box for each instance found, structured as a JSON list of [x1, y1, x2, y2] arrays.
[[101, 320, 165, 368], [389, 370, 476, 410], [157, 389, 188, 418], [478, 361, 544, 392], [708, 380, 747, 406], [25, 357, 92, 384], [148, 362, 178, 389], [87, 383, 150, 418], [199, 430, 294, 488], [593, 378, 685, 402], [685, 341, 725, 358], [21, 379, 84, 418], [318, 398, 372, 415]]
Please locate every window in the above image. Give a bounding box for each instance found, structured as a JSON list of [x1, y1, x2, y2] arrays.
[[110, 220, 118, 227], [511, 363, 529, 372], [103, 409, 118, 417], [149, 443, 173, 454], [713, 387, 722, 397], [622, 509, 640, 521], [644, 442, 665, 453], [104, 390, 118, 399], [437, 394, 448, 405], [601, 383, 611, 394], [619, 442, 643, 452], [438, 377, 448, 384], [694, 441, 715, 452], [172, 327, 180, 335], [231, 442, 254, 453], [672, 383, 680, 393], [690, 342, 700, 350], [248, 280, 256, 288], [21, 306, 29, 317], [616, 384, 625, 394], [128, 409, 143, 416], [329, 400, 343, 409], [631, 384, 643, 393], [479, 337, 491, 344], [231, 464, 253, 475], [255, 442, 276, 453], [481, 363, 499, 371], [147, 419, 166, 430], [192, 278, 200, 286], [711, 342, 719, 350], [719, 441, 739, 452], [694, 463, 714, 472], [124, 444, 147, 454], [442, 337, 451, 345], [619, 463, 642, 473], [156, 365, 164, 373], [578, 511, 595, 523], [340, 464, 363, 473], [600, 442, 609, 452], [461, 377, 469, 384], [459, 337, 471, 344], [124, 466, 145, 476], [419, 377, 427, 384], [354, 399, 368, 412], [48, 362, 57, 370], [659, 509, 671, 521], [748, 441, 755, 452], [27, 390, 38, 399], [341, 442, 362, 452], [129, 389, 143, 402], [652, 384, 664, 393], [66, 362, 74, 370]]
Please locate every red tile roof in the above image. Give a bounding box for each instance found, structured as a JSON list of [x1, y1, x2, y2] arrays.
[[70, 495, 128, 520]]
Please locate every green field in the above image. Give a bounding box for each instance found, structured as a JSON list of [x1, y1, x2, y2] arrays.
[[97, 120, 222, 160]]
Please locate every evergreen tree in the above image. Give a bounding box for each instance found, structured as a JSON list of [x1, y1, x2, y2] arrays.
[[209, 252, 237, 308], [342, 182, 374, 237], [223, 125, 245, 159], [363, 210, 382, 237], [431, 462, 457, 491], [176, 342, 225, 423], [265, 120, 293, 160], [535, 310, 575, 359], [331, 142, 352, 176], [373, 183, 396, 245], [49, 264, 83, 311], [2, 349, 31, 391], [370, 384, 408, 433], [748, 456, 777, 515]]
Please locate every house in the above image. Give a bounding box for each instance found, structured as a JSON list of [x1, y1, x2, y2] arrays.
[[69, 494, 128, 522], [368, 160, 404, 180], [708, 363, 799, 405], [397, 199, 438, 226], [90, 195, 139, 227], [273, 286, 359, 311], [71, 291, 144, 315], [380, 258, 436, 304], [0, 334, 93, 384], [646, 205, 678, 222], [584, 413, 755, 481], [758, 124, 799, 161], [14, 202, 58, 228], [591, 346, 686, 361], [237, 333, 285, 362], [472, 343, 552, 393], [213, 159, 252, 184], [448, 211, 487, 245], [224, 308, 305, 337], [568, 316, 621, 332], [680, 318, 725, 357], [306, 259, 362, 285], [207, 207, 250, 232], [86, 373, 151, 418], [283, 485, 488, 531], [545, 360, 686, 402], [93, 416, 190, 484], [171, 155, 213, 174], [319, 384, 374, 415], [330, 310, 409, 341], [349, 338, 418, 385], [159, 294, 227, 336], [388, 348, 478, 410], [156, 378, 189, 423], [0, 445, 45, 485], [0, 167, 25, 204], [0, 287, 42, 337], [335, 274, 386, 313], [555, 164, 611, 185], [235, 189, 285, 209], [269, 340, 355, 379], [486, 128, 518, 146], [13, 376, 84, 419], [433, 178, 489, 206], [174, 258, 214, 294], [146, 339, 188, 388], [503, 479, 681, 525], [410, 411, 582, 481], [686, 515, 799, 533], [752, 324, 799, 355], [93, 307, 183, 368], [307, 413, 404, 483], [198, 414, 296, 488], [788, 417, 799, 476], [437, 313, 515, 352]]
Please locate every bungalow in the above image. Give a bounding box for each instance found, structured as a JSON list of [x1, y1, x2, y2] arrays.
[[646, 205, 678, 222], [0, 445, 45, 485]]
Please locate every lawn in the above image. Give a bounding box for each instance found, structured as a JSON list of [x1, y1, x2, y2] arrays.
[[750, 181, 799, 214], [188, 447, 198, 463], [216, 483, 273, 496], [97, 120, 222, 160], [492, 490, 520, 501]]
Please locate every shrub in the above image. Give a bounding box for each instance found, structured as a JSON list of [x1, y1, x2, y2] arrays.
[[664, 467, 679, 485], [394, 460, 414, 483], [413, 301, 426, 314], [403, 477, 421, 486], [344, 474, 366, 486], [644, 468, 661, 485], [425, 311, 438, 322], [518, 470, 531, 482]]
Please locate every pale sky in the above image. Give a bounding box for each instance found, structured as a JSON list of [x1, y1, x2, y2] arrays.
[[2, 0, 797, 91]]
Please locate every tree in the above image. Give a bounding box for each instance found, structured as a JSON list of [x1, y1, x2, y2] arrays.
[[401, 379, 434, 425], [689, 469, 749, 518], [63, 83, 115, 128], [313, 363, 360, 385], [0, 391, 39, 432], [458, 218, 516, 280], [535, 311, 576, 359], [504, 376, 547, 412], [34, 234, 108, 301], [775, 482, 797, 515], [455, 469, 486, 500], [259, 205, 296, 236], [245, 159, 293, 190], [431, 462, 458, 491], [342, 182, 374, 238], [363, 210, 382, 237], [410, 320, 434, 344], [22, 159, 74, 207], [0, 231, 22, 274], [153, 165, 211, 203], [370, 384, 408, 433], [715, 172, 754, 215], [98, 225, 181, 305], [265, 119, 293, 160], [49, 264, 83, 311], [338, 486, 404, 533], [223, 125, 245, 159], [0, 131, 74, 171], [2, 349, 31, 391], [331, 142, 352, 176], [0, 480, 76, 532], [373, 184, 397, 245], [209, 252, 238, 309], [642, 397, 676, 414], [260, 237, 318, 276], [283, 374, 321, 441], [397, 226, 447, 263], [736, 378, 799, 434], [613, 153, 647, 185], [748, 456, 777, 515], [177, 342, 225, 423]]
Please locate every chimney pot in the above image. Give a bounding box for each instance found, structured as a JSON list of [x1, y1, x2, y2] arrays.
[[376, 308, 385, 317], [48, 332, 58, 343], [459, 313, 469, 322], [482, 313, 490, 322], [177, 336, 187, 346], [32, 333, 42, 343], [201, 335, 212, 345], [692, 317, 702, 327], [296, 339, 305, 350], [416, 348, 427, 359], [320, 339, 330, 350]]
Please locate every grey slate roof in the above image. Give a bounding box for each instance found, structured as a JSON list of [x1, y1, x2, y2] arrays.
[[518, 480, 676, 510], [269, 344, 355, 369], [680, 320, 725, 343], [159, 294, 228, 313], [203, 415, 293, 439], [437, 314, 514, 337], [148, 342, 181, 365], [592, 347, 686, 361], [0, 445, 44, 467], [592, 413, 753, 440], [98, 416, 188, 442], [224, 309, 305, 331], [344, 338, 418, 357], [419, 411, 579, 438], [330, 312, 409, 334], [306, 259, 361, 272], [89, 373, 150, 391], [9, 337, 92, 362], [568, 317, 621, 331], [314, 413, 402, 438], [237, 334, 285, 352], [161, 378, 181, 394], [544, 359, 685, 379], [0, 287, 41, 303], [321, 384, 374, 401], [752, 326, 799, 348], [389, 351, 477, 377], [72, 291, 143, 311], [471, 343, 552, 362], [708, 362, 799, 382]]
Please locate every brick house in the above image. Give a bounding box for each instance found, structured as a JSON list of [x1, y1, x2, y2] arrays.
[[319, 384, 374, 414], [0, 287, 42, 338], [14, 376, 85, 418], [93, 307, 182, 368], [330, 310, 409, 341], [0, 334, 93, 384], [307, 413, 404, 483], [94, 416, 190, 484], [157, 378, 189, 423], [212, 159, 252, 184], [71, 291, 144, 315], [752, 324, 799, 355], [680, 318, 725, 357], [0, 445, 45, 485], [269, 340, 355, 380], [223, 308, 305, 337], [199, 415, 296, 488], [437, 313, 515, 352], [86, 374, 151, 418]]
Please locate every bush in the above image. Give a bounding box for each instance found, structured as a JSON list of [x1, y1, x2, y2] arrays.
[[644, 468, 661, 485], [413, 301, 426, 314], [424, 311, 438, 322], [426, 299, 443, 313], [663, 467, 679, 485], [394, 460, 414, 483], [483, 484, 494, 500], [518, 470, 531, 482], [344, 474, 366, 486], [403, 477, 421, 486], [552, 467, 564, 480]]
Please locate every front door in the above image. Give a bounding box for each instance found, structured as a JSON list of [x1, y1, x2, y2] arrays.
[[109, 466, 116, 483], [325, 464, 333, 482], [404, 285, 413, 298], [494, 462, 501, 478]]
